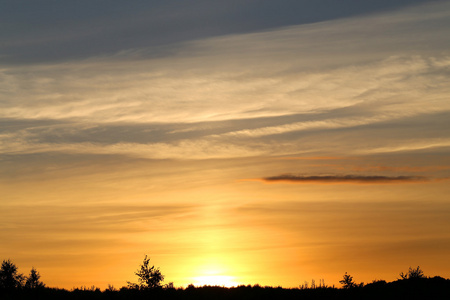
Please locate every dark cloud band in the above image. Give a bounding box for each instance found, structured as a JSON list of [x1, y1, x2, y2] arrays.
[[263, 174, 427, 183]]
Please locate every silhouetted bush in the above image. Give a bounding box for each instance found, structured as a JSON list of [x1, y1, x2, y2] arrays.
[[127, 255, 165, 290], [399, 266, 425, 280], [339, 272, 356, 289]]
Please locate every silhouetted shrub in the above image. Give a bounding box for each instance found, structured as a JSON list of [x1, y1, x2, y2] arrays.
[[340, 272, 356, 289], [399, 266, 425, 280], [127, 255, 164, 290]]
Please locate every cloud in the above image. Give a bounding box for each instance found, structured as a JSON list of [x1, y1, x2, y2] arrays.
[[0, 0, 435, 64], [351, 165, 450, 173], [277, 156, 344, 160], [262, 174, 428, 184], [0, 2, 449, 161], [1, 109, 449, 160], [2, 2, 450, 125], [0, 204, 195, 236], [359, 139, 450, 154]]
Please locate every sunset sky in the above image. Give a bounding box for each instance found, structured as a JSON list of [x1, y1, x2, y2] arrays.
[[1, 0, 450, 289]]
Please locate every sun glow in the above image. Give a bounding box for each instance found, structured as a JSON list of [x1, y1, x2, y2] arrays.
[[192, 275, 240, 287], [189, 262, 242, 287]]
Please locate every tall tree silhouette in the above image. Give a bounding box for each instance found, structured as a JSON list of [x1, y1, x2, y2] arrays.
[[0, 259, 24, 290], [127, 255, 164, 290], [25, 267, 45, 289]]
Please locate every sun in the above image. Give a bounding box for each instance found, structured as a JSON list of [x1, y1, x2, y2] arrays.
[[192, 274, 241, 287], [193, 274, 240, 287], [190, 264, 241, 287]]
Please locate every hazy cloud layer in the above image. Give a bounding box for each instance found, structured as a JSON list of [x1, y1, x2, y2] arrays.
[[1, 1, 450, 160], [0, 204, 194, 234]]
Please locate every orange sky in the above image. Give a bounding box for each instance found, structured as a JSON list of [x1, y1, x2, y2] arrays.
[[2, 154, 450, 288], [1, 0, 450, 290]]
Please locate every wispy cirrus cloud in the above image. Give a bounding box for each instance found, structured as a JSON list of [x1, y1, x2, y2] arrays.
[[351, 165, 450, 173], [2, 2, 450, 126], [0, 2, 449, 162]]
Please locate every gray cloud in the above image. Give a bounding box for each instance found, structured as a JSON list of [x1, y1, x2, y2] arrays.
[[1, 0, 431, 64], [1, 2, 449, 161], [263, 174, 427, 183], [1, 108, 449, 160]]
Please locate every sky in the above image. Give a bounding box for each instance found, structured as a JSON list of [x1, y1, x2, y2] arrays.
[[1, 0, 450, 289]]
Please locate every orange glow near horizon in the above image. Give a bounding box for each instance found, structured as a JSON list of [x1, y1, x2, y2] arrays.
[[2, 166, 450, 290], [189, 262, 242, 287], [192, 275, 240, 287]]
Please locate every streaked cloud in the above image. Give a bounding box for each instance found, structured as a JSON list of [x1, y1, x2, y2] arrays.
[[351, 165, 450, 173], [0, 204, 194, 234], [360, 139, 450, 154], [262, 174, 428, 184], [1, 1, 449, 162]]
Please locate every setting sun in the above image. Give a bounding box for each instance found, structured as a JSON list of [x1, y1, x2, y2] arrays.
[[187, 260, 242, 287], [192, 275, 240, 288]]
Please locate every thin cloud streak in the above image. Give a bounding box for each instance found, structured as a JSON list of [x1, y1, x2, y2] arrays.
[[262, 174, 428, 184], [351, 165, 450, 173], [359, 140, 450, 154]]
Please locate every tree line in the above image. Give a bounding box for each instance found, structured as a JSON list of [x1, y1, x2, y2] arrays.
[[0, 259, 45, 290]]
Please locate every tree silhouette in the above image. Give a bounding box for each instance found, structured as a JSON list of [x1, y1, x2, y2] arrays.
[[0, 259, 24, 290], [399, 266, 425, 280], [25, 267, 45, 289], [339, 272, 356, 289], [127, 255, 164, 290]]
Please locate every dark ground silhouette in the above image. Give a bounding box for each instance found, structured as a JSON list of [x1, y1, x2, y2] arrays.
[[2, 278, 450, 300]]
